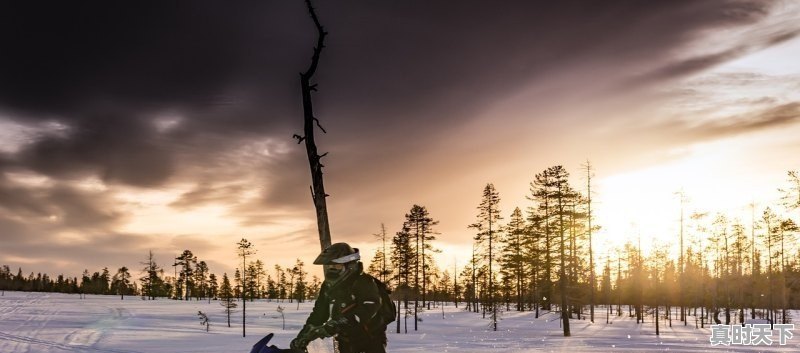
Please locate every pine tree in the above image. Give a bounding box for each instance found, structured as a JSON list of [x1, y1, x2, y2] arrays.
[[194, 261, 209, 301], [501, 207, 527, 311], [292, 259, 308, 305], [175, 250, 196, 300], [391, 225, 414, 291], [529, 170, 555, 311], [219, 273, 237, 328], [112, 267, 131, 300], [140, 250, 162, 300], [374, 223, 390, 283], [470, 183, 502, 331], [368, 248, 392, 281], [207, 273, 219, 302], [236, 238, 255, 337], [583, 160, 597, 323], [404, 204, 439, 315], [533, 165, 579, 336], [234, 268, 242, 299]]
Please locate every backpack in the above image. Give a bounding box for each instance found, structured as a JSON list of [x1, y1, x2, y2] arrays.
[[366, 274, 396, 326]]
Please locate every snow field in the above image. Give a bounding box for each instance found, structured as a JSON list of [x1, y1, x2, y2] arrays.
[[1, 291, 797, 353]]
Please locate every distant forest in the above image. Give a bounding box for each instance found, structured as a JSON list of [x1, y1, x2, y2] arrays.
[[3, 165, 799, 337], [0, 250, 320, 304]]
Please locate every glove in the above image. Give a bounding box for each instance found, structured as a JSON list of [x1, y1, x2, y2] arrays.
[[290, 325, 315, 353], [320, 316, 351, 337], [289, 336, 309, 353]]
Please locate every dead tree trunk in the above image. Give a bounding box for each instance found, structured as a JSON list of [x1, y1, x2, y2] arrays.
[[296, 0, 331, 250]]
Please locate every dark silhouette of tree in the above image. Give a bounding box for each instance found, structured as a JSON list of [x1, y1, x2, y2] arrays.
[[112, 267, 131, 300], [777, 218, 796, 324], [730, 221, 749, 324], [236, 238, 255, 337], [470, 183, 502, 331], [175, 250, 196, 301], [582, 160, 597, 323], [404, 204, 439, 317], [368, 248, 391, 281], [1, 265, 10, 296], [207, 273, 218, 302], [291, 259, 308, 307], [140, 250, 163, 300], [194, 260, 209, 301], [374, 223, 390, 283], [391, 223, 414, 334], [294, 0, 332, 251], [674, 189, 688, 325], [275, 265, 288, 301], [761, 208, 777, 329], [100, 267, 110, 295], [501, 207, 527, 311], [219, 273, 237, 328], [233, 268, 242, 299], [529, 170, 555, 311], [546, 166, 578, 336]]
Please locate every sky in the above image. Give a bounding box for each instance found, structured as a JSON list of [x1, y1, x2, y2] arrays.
[[1, 0, 799, 279]]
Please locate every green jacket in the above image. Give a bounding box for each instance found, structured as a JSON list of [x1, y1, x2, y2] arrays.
[[304, 264, 385, 338]]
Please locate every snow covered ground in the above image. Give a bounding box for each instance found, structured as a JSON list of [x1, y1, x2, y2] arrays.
[[0, 291, 797, 353]]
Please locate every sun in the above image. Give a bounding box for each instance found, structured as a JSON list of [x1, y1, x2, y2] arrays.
[[592, 136, 781, 262]]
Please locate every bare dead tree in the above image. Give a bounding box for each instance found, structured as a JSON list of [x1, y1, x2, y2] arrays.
[[295, 0, 332, 250]]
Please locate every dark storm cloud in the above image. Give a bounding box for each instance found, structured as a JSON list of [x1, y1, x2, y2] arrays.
[[16, 115, 175, 187], [0, 175, 123, 230], [0, 1, 781, 187]]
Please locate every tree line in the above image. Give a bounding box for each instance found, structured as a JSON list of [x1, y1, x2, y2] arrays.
[[0, 248, 321, 305], [365, 166, 800, 337]]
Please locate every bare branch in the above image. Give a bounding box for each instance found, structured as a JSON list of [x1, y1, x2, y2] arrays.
[[313, 118, 327, 133], [302, 0, 328, 80]]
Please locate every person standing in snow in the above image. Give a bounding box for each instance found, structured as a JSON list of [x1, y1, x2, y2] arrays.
[[290, 243, 392, 353]]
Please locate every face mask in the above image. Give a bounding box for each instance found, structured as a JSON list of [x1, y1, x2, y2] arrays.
[[326, 268, 341, 279], [325, 265, 345, 281]]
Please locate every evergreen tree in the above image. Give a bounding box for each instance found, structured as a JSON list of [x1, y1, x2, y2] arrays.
[[470, 183, 502, 331], [292, 259, 308, 305], [219, 273, 237, 328], [207, 273, 219, 302], [531, 166, 579, 336], [374, 223, 390, 283], [529, 170, 555, 311], [140, 250, 162, 300], [501, 207, 527, 311], [404, 204, 439, 315], [236, 238, 255, 337], [194, 260, 209, 301], [112, 267, 131, 300], [175, 250, 196, 300]]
